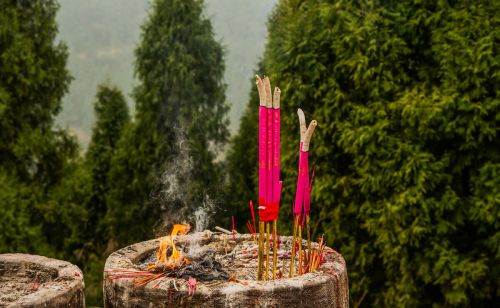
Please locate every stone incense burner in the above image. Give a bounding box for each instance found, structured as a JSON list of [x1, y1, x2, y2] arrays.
[[0, 253, 85, 307], [104, 231, 348, 307]]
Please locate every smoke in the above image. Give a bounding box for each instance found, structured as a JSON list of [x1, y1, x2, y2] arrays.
[[152, 128, 218, 235]]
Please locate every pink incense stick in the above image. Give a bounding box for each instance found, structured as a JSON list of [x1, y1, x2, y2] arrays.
[[303, 151, 310, 217], [302, 120, 317, 218], [294, 147, 307, 217], [272, 88, 281, 220], [265, 77, 273, 222], [294, 110, 317, 218], [294, 109, 307, 217], [257, 76, 267, 214]]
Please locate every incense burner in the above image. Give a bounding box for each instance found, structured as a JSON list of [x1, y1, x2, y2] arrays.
[[0, 253, 85, 307], [103, 231, 348, 307]]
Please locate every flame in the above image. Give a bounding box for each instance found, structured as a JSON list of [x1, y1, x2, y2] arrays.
[[154, 224, 191, 271]]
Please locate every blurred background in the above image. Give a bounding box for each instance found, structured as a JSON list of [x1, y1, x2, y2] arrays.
[[1, 0, 499, 306], [56, 0, 276, 147]]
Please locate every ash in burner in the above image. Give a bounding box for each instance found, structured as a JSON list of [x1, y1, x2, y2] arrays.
[[139, 250, 228, 281], [175, 251, 228, 281]]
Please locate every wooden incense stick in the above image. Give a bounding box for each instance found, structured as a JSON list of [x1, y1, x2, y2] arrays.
[[298, 222, 303, 275], [282, 255, 286, 278], [290, 215, 299, 277], [273, 219, 278, 280], [258, 221, 265, 280], [265, 222, 270, 281], [306, 215, 311, 258]]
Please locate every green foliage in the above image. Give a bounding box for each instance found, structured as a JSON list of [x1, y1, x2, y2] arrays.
[[0, 0, 75, 184], [230, 0, 500, 305], [0, 0, 80, 257], [0, 170, 48, 254], [106, 0, 229, 246], [225, 76, 259, 225], [77, 84, 130, 306], [85, 84, 129, 247]]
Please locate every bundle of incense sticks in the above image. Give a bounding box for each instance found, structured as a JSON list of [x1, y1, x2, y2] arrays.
[[256, 75, 282, 281], [291, 108, 317, 277]]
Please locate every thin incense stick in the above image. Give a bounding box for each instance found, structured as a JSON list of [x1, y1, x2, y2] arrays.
[[250, 200, 256, 235], [258, 221, 265, 280], [290, 214, 299, 277], [306, 214, 311, 256], [282, 254, 286, 278], [273, 219, 278, 280], [265, 222, 270, 281], [298, 224, 303, 275]]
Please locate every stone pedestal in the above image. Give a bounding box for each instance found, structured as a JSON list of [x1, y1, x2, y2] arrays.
[[0, 253, 85, 307], [104, 232, 348, 307]]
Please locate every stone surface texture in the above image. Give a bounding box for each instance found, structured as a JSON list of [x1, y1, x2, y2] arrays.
[[0, 253, 85, 307], [104, 231, 349, 307]]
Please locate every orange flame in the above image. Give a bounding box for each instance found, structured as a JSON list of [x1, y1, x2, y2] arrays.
[[154, 224, 191, 271]]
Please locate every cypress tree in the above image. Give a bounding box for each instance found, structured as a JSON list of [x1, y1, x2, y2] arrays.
[[106, 0, 228, 245], [225, 72, 259, 225], [85, 84, 129, 247], [0, 0, 78, 254], [229, 0, 500, 305], [72, 83, 131, 308], [0, 0, 75, 184]]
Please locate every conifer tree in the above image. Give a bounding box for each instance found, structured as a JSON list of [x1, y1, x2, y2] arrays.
[[85, 84, 129, 247], [0, 0, 75, 184], [0, 0, 78, 254], [229, 0, 500, 305], [106, 0, 228, 245], [225, 74, 259, 225]]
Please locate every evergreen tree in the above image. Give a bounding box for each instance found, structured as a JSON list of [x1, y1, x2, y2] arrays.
[[0, 170, 48, 253], [0, 0, 75, 184], [225, 66, 262, 227], [0, 0, 78, 254], [106, 0, 228, 245], [229, 0, 500, 305], [85, 84, 129, 247]]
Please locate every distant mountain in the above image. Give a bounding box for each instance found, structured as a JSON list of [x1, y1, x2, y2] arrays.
[[56, 0, 276, 147]]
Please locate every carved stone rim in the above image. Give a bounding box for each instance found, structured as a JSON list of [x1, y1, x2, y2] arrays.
[[0, 253, 85, 307]]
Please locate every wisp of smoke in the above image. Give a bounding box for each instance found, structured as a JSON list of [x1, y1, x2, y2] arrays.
[[152, 127, 218, 236]]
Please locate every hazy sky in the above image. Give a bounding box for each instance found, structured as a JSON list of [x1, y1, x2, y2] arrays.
[[56, 0, 276, 147]]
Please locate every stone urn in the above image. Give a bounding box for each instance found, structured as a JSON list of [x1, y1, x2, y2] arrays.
[[0, 253, 85, 307], [104, 231, 348, 307]]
